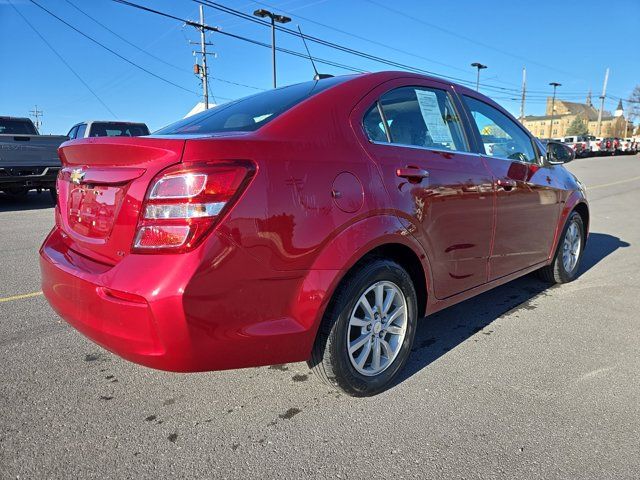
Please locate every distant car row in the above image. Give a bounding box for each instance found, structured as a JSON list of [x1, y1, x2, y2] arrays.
[[0, 116, 149, 201], [541, 135, 639, 157]]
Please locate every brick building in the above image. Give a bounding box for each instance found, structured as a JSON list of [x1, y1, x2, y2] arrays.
[[521, 95, 629, 138]]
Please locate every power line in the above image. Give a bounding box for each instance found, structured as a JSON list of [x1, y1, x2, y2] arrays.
[[65, 0, 265, 95], [249, 0, 476, 78], [10, 0, 118, 118], [362, 0, 577, 80], [249, 0, 595, 96], [194, 0, 581, 96], [29, 0, 199, 96], [114, 0, 598, 100], [62, 0, 185, 73], [112, 0, 367, 74]]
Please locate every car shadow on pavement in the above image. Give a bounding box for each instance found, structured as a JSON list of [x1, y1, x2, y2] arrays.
[[0, 192, 55, 212], [396, 232, 630, 386]]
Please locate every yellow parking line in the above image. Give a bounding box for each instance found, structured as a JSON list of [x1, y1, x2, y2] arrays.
[[0, 291, 43, 303], [589, 175, 640, 190]]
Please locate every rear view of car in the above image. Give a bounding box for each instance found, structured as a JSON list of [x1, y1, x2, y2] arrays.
[[40, 72, 588, 397], [41, 77, 350, 374]]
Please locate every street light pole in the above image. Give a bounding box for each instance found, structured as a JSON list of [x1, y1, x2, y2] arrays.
[[253, 9, 291, 88], [548, 82, 561, 138], [471, 62, 487, 91]]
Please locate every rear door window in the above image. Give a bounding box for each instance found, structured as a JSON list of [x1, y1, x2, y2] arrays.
[[76, 124, 87, 138], [370, 86, 468, 152], [463, 96, 537, 163], [67, 126, 79, 139]]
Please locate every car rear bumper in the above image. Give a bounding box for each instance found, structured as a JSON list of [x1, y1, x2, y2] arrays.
[[0, 166, 60, 189], [40, 227, 334, 372]]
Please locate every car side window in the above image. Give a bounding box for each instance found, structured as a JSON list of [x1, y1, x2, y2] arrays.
[[363, 103, 389, 143], [463, 95, 537, 163], [366, 86, 468, 152], [76, 124, 87, 138], [67, 126, 78, 139]]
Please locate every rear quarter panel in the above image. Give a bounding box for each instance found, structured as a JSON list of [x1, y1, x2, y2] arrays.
[[196, 79, 403, 273]]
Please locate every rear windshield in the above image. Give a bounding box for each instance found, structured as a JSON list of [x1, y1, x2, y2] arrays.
[[155, 76, 348, 135], [90, 122, 149, 137], [0, 119, 38, 135]]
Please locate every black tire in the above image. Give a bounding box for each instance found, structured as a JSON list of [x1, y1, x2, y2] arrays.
[[49, 188, 58, 205], [308, 258, 418, 397], [537, 211, 585, 284]]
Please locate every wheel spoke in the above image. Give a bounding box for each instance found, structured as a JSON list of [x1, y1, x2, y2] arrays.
[[355, 339, 372, 368], [349, 333, 370, 354], [382, 288, 396, 316], [374, 283, 384, 312], [387, 305, 405, 325], [371, 338, 381, 370], [359, 296, 375, 320], [386, 325, 404, 335], [380, 338, 393, 358], [350, 315, 368, 327]]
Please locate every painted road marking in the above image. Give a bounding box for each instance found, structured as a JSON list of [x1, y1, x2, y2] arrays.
[[0, 291, 43, 303], [589, 175, 640, 190]]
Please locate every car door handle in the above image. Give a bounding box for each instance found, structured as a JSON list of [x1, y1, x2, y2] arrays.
[[496, 178, 517, 190], [396, 167, 429, 181]]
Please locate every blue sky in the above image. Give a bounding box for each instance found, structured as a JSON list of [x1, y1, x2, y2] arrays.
[[1, 0, 638, 134]]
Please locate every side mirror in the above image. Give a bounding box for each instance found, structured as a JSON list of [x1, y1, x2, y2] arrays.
[[546, 141, 575, 164]]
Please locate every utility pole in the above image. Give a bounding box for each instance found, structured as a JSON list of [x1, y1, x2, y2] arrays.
[[189, 6, 216, 110], [253, 9, 291, 88], [29, 105, 43, 131], [548, 82, 561, 138], [199, 5, 209, 110], [519, 67, 527, 121], [471, 62, 487, 92], [596, 68, 610, 137]]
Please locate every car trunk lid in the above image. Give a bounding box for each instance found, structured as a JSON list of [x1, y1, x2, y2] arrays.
[[56, 137, 186, 265]]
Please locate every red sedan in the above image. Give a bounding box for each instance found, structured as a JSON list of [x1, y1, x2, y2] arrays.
[[40, 72, 588, 396]]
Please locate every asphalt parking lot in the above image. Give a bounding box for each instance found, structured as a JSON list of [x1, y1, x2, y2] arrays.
[[1, 154, 639, 479]]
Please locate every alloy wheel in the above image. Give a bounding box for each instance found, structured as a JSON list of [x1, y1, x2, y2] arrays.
[[562, 219, 581, 272], [346, 281, 408, 376]]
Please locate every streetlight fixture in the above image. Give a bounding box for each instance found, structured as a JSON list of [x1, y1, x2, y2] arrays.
[[548, 82, 562, 138], [471, 62, 487, 91], [253, 9, 291, 89]]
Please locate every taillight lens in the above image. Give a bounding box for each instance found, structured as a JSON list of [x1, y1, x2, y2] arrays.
[[133, 161, 255, 253]]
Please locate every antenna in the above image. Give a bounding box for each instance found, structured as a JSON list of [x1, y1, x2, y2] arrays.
[[297, 25, 332, 81]]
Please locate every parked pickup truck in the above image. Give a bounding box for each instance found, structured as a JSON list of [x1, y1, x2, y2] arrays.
[[66, 120, 149, 140], [0, 116, 67, 199]]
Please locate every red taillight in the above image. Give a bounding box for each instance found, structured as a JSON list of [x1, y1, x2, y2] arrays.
[[133, 161, 255, 253]]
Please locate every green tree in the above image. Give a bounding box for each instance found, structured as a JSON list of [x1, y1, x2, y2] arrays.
[[566, 116, 588, 135]]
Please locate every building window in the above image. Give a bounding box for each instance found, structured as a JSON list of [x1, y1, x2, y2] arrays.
[[553, 129, 558, 135]]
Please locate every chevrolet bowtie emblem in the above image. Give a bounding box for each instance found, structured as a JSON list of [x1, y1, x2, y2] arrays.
[[70, 169, 85, 185]]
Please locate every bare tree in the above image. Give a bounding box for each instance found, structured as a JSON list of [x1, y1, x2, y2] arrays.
[[627, 85, 640, 123]]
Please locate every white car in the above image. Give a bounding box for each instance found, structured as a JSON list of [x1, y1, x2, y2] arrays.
[[66, 120, 149, 140], [621, 138, 637, 153], [559, 135, 589, 157]]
